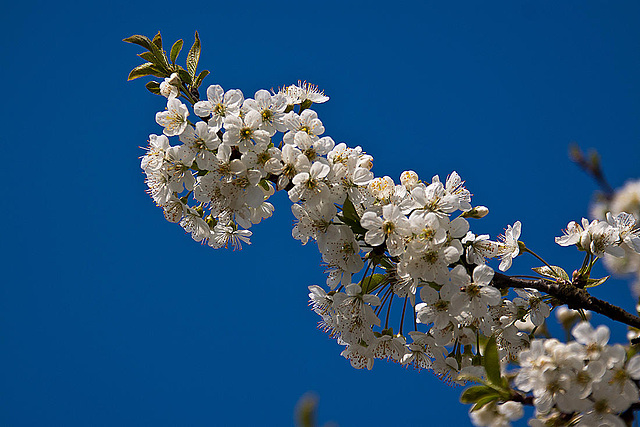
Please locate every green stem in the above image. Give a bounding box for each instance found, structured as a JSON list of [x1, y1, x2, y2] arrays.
[[522, 245, 555, 271]]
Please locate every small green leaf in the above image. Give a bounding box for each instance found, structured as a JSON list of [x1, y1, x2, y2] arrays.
[[460, 386, 500, 404], [456, 373, 485, 384], [361, 274, 386, 294], [341, 196, 360, 222], [145, 81, 161, 95], [127, 63, 164, 80], [170, 39, 184, 64], [483, 335, 502, 387], [532, 265, 569, 281], [194, 69, 210, 88], [377, 257, 394, 270], [471, 395, 500, 412], [258, 179, 270, 192], [152, 32, 162, 50], [176, 66, 192, 86], [336, 215, 367, 236], [186, 31, 201, 79], [585, 276, 610, 288], [123, 34, 153, 50], [137, 51, 158, 64]]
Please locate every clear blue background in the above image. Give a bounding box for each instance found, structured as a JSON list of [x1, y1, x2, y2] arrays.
[[2, 1, 640, 426]]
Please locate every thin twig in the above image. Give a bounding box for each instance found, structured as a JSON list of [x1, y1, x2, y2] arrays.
[[492, 272, 640, 329]]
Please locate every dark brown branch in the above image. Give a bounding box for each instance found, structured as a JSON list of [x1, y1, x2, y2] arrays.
[[492, 272, 640, 329]]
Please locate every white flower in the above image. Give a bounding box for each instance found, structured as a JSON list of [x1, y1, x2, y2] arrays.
[[278, 80, 329, 105], [156, 98, 189, 136], [497, 221, 521, 271], [291, 201, 336, 245], [462, 232, 499, 264], [276, 144, 305, 190], [370, 334, 407, 362], [555, 220, 583, 247], [368, 176, 395, 200], [513, 289, 550, 326], [317, 225, 364, 286], [242, 90, 287, 135], [180, 207, 210, 243], [159, 73, 180, 99], [165, 145, 196, 192], [141, 134, 170, 172], [410, 180, 455, 216], [179, 121, 220, 169], [606, 211, 640, 253], [283, 110, 325, 144], [209, 224, 252, 250], [587, 220, 624, 257], [194, 85, 243, 129], [450, 265, 500, 319], [442, 171, 472, 211], [288, 161, 331, 203], [360, 204, 410, 256], [470, 401, 523, 427], [340, 343, 374, 370], [400, 170, 420, 190], [572, 322, 610, 360]]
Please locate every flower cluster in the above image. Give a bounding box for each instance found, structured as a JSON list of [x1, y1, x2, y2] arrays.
[[128, 33, 640, 425], [590, 180, 640, 295], [556, 212, 640, 258], [142, 76, 552, 383], [141, 82, 336, 249], [513, 322, 640, 427]]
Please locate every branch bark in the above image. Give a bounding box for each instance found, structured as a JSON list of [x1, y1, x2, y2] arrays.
[[492, 272, 640, 329]]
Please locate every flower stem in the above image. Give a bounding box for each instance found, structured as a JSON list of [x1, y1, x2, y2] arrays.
[[522, 245, 555, 271]]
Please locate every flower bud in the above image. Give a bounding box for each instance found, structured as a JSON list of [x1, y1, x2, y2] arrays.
[[461, 206, 489, 219]]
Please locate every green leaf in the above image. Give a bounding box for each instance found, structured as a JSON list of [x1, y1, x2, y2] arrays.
[[483, 335, 502, 387], [336, 215, 367, 236], [361, 274, 386, 294], [186, 31, 201, 79], [145, 81, 161, 95], [127, 63, 164, 80], [176, 66, 192, 86], [123, 34, 153, 50], [258, 179, 270, 192], [460, 385, 500, 404], [124, 33, 169, 72], [532, 265, 570, 281], [456, 373, 485, 384], [377, 257, 394, 270], [170, 39, 184, 64], [137, 51, 158, 64], [341, 196, 360, 222], [471, 395, 500, 412], [586, 276, 610, 288], [152, 31, 162, 50], [194, 69, 210, 88]]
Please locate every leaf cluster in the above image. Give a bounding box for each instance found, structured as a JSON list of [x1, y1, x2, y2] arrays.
[[123, 31, 209, 101]]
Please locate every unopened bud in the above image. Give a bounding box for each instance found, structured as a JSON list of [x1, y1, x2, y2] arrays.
[[167, 72, 181, 87], [462, 206, 489, 219]]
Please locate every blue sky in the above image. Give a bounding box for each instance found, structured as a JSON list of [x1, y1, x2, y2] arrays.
[[2, 1, 640, 426]]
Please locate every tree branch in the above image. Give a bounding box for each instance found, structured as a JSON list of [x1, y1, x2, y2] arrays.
[[492, 272, 640, 329]]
